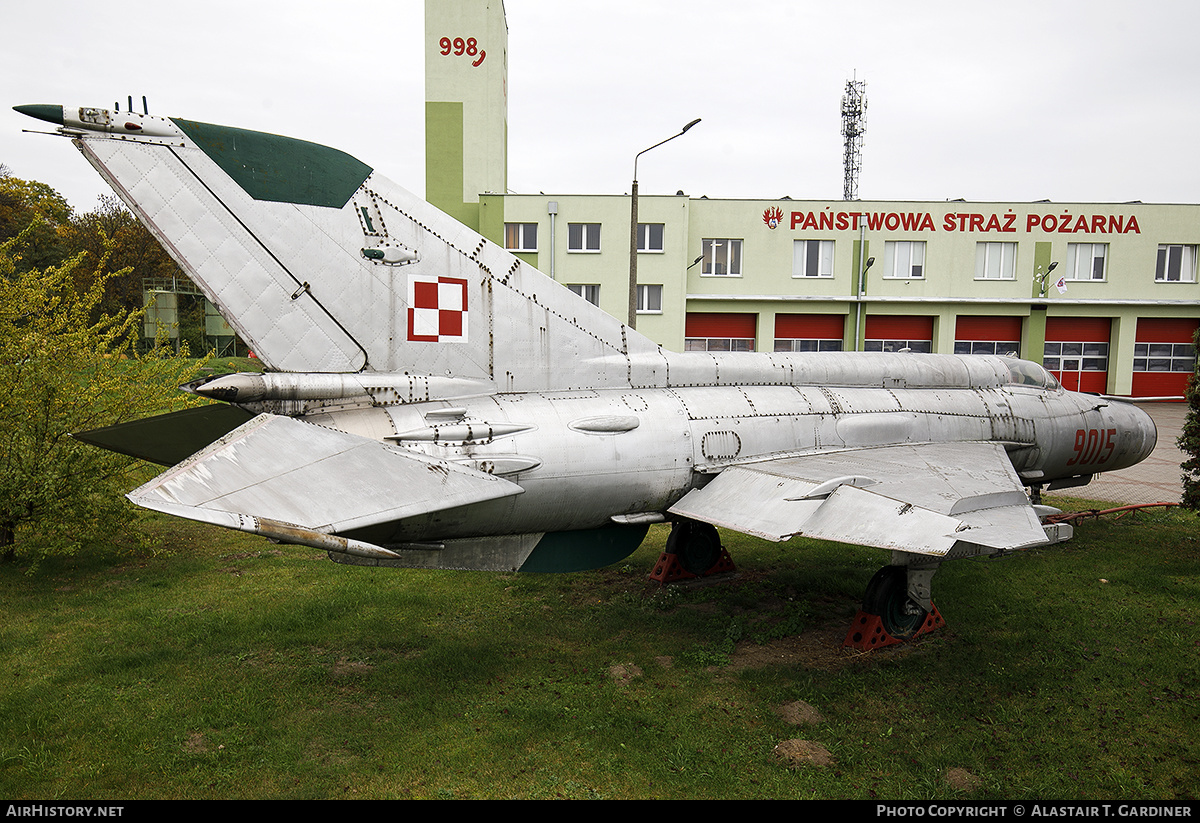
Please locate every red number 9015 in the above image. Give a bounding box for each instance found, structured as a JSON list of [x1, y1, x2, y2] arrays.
[[1066, 428, 1117, 466]]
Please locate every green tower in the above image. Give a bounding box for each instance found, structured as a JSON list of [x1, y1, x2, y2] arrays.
[[425, 0, 508, 231]]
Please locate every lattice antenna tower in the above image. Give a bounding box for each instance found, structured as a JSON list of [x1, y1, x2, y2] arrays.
[[841, 76, 867, 200]]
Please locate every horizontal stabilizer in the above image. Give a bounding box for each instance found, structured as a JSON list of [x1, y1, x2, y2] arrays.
[[129, 414, 524, 537], [73, 404, 255, 466]]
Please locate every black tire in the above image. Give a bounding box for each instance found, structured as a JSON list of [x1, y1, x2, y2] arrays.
[[666, 520, 722, 575], [862, 565, 928, 639]]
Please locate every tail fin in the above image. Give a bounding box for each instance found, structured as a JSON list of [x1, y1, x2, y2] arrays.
[[67, 107, 667, 389]]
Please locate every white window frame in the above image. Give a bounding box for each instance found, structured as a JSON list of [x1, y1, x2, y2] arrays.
[[1155, 244, 1197, 283], [975, 242, 1017, 281], [567, 222, 601, 253], [882, 241, 925, 279], [953, 340, 1021, 357], [864, 338, 933, 354], [774, 338, 843, 353], [566, 284, 600, 306], [1133, 342, 1197, 373], [685, 337, 755, 352], [637, 223, 664, 253], [636, 284, 662, 314], [1065, 243, 1107, 281], [1043, 341, 1109, 373], [701, 238, 742, 277], [504, 222, 537, 252], [793, 239, 834, 278]]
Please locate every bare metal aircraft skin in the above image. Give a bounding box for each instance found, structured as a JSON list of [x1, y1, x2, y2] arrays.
[[17, 103, 1157, 635]]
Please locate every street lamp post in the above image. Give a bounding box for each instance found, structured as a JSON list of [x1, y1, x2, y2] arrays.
[[628, 118, 701, 329], [854, 255, 875, 351], [1035, 261, 1060, 297]]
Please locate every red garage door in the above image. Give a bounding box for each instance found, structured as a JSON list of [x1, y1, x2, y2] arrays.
[[865, 316, 933, 353], [1132, 317, 1197, 399], [954, 315, 1022, 357], [1044, 317, 1110, 393], [774, 314, 845, 353], [685, 312, 757, 352]]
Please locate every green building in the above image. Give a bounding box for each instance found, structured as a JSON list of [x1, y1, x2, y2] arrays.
[[426, 0, 1198, 398]]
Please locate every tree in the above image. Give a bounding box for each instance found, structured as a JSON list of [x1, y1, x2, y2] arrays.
[[62, 194, 186, 318], [0, 174, 73, 272], [0, 224, 207, 564], [1179, 325, 1200, 510]]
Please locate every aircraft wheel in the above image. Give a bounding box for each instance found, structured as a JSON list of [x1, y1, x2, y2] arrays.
[[862, 565, 928, 639], [666, 520, 722, 575]]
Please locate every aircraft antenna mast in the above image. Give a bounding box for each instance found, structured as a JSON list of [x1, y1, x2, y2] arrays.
[[841, 76, 867, 201]]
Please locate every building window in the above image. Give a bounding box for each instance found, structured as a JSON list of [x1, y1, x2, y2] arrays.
[[701, 238, 742, 276], [686, 337, 755, 352], [568, 223, 601, 252], [637, 223, 664, 253], [774, 338, 842, 353], [504, 222, 537, 252], [1043, 341, 1109, 373], [1155, 244, 1197, 282], [882, 241, 925, 279], [636, 284, 662, 313], [1066, 243, 1107, 281], [1133, 342, 1196, 372], [975, 242, 1017, 280], [953, 340, 1020, 357], [793, 240, 834, 278], [566, 284, 600, 306], [864, 339, 932, 353]]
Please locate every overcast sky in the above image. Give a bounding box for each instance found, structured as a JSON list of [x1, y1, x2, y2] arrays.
[[4, 0, 1200, 214]]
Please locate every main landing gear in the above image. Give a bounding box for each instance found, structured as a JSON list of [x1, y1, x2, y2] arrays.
[[843, 564, 945, 650], [650, 522, 945, 650], [649, 520, 736, 583]]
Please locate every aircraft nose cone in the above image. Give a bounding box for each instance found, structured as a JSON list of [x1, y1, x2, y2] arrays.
[[1113, 401, 1157, 470], [13, 104, 64, 125], [1134, 404, 1158, 462]]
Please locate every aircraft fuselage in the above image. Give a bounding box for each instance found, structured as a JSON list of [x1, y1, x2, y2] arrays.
[[222, 351, 1155, 546]]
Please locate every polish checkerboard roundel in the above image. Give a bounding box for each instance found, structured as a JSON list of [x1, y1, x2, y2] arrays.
[[407, 274, 469, 342]]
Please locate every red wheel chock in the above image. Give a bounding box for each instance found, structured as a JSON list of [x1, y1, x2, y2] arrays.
[[842, 603, 945, 650], [648, 546, 736, 584]]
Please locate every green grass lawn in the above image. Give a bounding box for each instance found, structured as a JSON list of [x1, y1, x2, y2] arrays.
[[1, 498, 1196, 799]]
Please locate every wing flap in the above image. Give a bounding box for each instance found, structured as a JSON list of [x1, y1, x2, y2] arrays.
[[669, 442, 1047, 556], [794, 484, 961, 555], [128, 414, 523, 535]]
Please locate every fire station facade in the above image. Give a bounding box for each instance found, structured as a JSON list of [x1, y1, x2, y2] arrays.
[[479, 194, 1199, 397], [426, 1, 1199, 398]]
